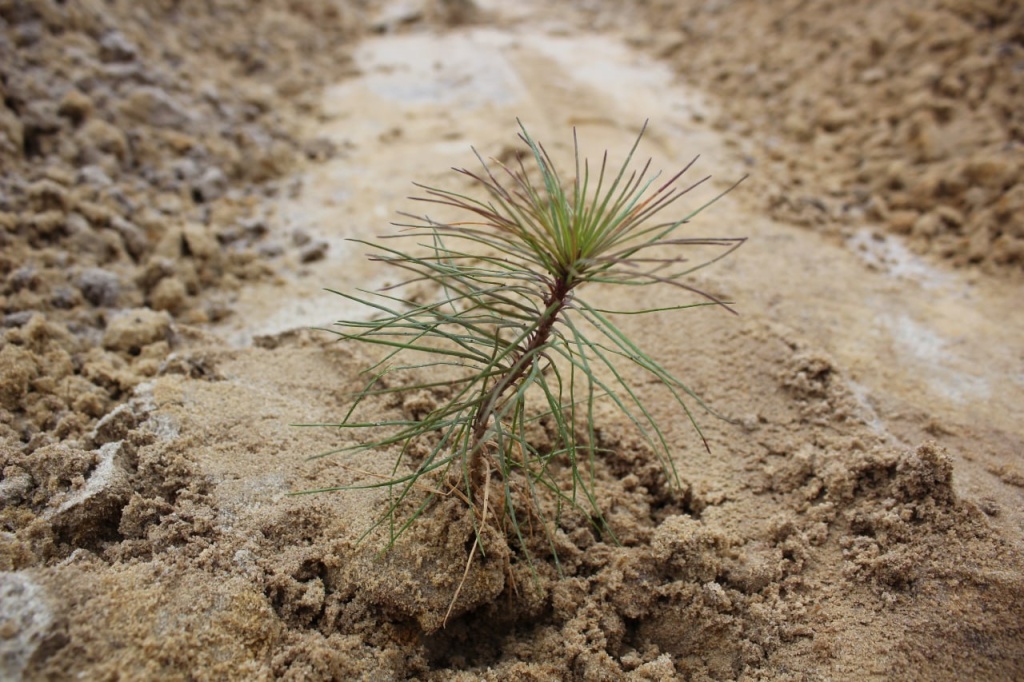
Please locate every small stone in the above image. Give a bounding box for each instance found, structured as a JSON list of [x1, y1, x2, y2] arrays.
[[934, 205, 964, 228], [160, 130, 200, 154], [41, 167, 74, 187], [860, 67, 887, 84], [907, 113, 945, 162], [27, 179, 69, 213], [0, 573, 55, 681], [967, 224, 991, 262], [137, 256, 177, 291], [817, 98, 856, 132], [912, 211, 943, 238], [22, 101, 61, 135], [182, 223, 220, 260], [0, 344, 39, 410], [258, 242, 284, 258], [51, 286, 79, 309], [0, 104, 24, 155], [74, 201, 114, 227], [302, 136, 338, 161], [99, 30, 138, 62], [77, 268, 121, 307], [3, 311, 35, 328], [57, 88, 94, 124], [7, 266, 38, 292], [169, 157, 199, 182], [782, 112, 814, 142], [102, 308, 172, 353], [888, 210, 919, 235], [110, 216, 148, 261], [120, 86, 192, 129], [191, 166, 227, 203], [964, 156, 1017, 190], [77, 118, 128, 162], [47, 441, 133, 544], [0, 466, 33, 506], [149, 277, 188, 314], [77, 165, 112, 187], [369, 0, 427, 32], [13, 20, 43, 46], [25, 211, 66, 240], [154, 192, 183, 214], [963, 187, 989, 210], [299, 240, 329, 263], [72, 387, 109, 417], [240, 217, 268, 239]]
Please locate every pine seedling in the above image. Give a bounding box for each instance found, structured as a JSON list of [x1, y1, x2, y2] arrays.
[[302, 120, 744, 568]]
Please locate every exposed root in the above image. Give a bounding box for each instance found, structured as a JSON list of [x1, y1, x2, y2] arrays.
[[444, 459, 492, 628]]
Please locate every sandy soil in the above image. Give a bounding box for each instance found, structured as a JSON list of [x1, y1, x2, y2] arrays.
[[2, 0, 1023, 680]]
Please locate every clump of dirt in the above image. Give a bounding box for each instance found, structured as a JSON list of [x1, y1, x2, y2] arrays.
[[627, 0, 1024, 273], [0, 310, 170, 451], [3, 295, 1021, 680], [0, 0, 475, 451], [0, 378, 219, 571]]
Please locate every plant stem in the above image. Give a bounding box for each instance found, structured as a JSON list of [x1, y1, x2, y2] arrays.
[[468, 275, 573, 490]]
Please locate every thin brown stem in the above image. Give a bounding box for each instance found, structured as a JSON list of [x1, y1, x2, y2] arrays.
[[466, 275, 573, 492]]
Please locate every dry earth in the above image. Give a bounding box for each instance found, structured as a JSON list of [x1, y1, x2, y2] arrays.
[[2, 0, 1023, 680]]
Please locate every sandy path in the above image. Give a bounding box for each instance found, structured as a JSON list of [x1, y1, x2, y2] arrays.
[[213, 8, 1024, 534], [8, 3, 1023, 680], [165, 6, 1017, 679], [6, 0, 1024, 678]]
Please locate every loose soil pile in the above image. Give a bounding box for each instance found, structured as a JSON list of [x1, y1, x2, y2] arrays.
[[629, 0, 1024, 271], [2, 1, 1022, 680]]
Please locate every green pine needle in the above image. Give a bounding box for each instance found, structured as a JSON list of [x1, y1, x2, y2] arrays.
[[300, 120, 745, 570]]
